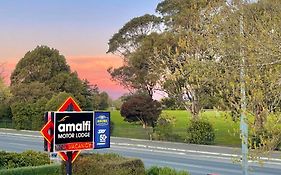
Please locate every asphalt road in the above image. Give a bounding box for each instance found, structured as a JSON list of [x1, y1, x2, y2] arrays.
[[0, 129, 281, 175]]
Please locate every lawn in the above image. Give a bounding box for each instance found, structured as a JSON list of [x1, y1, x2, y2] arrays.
[[111, 110, 241, 147]]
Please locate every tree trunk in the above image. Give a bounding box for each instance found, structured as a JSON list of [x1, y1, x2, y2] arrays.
[[190, 93, 200, 120], [142, 123, 147, 129], [254, 104, 267, 131]]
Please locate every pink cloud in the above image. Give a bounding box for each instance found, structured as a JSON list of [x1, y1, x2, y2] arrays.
[[67, 55, 128, 99], [1, 55, 128, 99], [1, 59, 18, 84]]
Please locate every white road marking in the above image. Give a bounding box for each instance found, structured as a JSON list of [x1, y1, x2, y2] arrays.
[[1, 130, 281, 166]]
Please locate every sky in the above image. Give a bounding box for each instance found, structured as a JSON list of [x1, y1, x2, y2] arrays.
[[0, 0, 160, 99]]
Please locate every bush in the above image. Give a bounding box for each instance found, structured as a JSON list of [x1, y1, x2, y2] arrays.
[[0, 164, 60, 175], [153, 115, 181, 142], [250, 129, 281, 151], [0, 150, 49, 169], [146, 166, 190, 175], [120, 94, 162, 128], [186, 120, 215, 145], [62, 153, 145, 175]]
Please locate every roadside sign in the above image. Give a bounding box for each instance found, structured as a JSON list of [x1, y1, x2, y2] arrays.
[[94, 111, 110, 149], [54, 112, 94, 152], [40, 96, 111, 170], [56, 97, 82, 163]]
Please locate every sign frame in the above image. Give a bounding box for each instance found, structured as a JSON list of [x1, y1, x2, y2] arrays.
[[53, 111, 95, 152], [94, 111, 111, 149]]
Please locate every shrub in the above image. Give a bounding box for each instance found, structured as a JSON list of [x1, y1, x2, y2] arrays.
[[146, 166, 190, 175], [250, 129, 281, 151], [0, 150, 49, 169], [0, 164, 60, 175], [62, 153, 145, 175], [186, 120, 215, 145], [120, 94, 162, 128], [153, 115, 181, 142]]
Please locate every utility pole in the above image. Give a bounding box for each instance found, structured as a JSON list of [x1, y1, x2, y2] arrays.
[[239, 2, 248, 175]]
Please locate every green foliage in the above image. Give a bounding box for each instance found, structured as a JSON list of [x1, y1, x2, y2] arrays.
[[120, 94, 162, 128], [9, 46, 97, 126], [107, 14, 161, 56], [111, 110, 240, 146], [0, 78, 12, 120], [107, 14, 162, 96], [10, 46, 70, 85], [62, 153, 145, 175], [111, 98, 122, 110], [250, 130, 272, 149], [0, 150, 49, 170], [45, 92, 74, 111], [0, 78, 11, 104], [186, 119, 215, 145], [10, 82, 53, 104], [11, 102, 36, 130], [160, 98, 184, 110], [249, 113, 281, 152], [0, 104, 12, 120], [146, 166, 190, 175], [11, 97, 48, 130], [153, 114, 181, 142], [0, 164, 61, 175], [97, 91, 109, 110]]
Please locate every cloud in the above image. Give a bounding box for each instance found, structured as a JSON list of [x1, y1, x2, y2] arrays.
[[1, 55, 128, 99], [67, 55, 128, 99], [1, 59, 18, 84]]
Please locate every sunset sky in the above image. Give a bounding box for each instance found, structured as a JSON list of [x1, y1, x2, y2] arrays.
[[0, 0, 160, 99]]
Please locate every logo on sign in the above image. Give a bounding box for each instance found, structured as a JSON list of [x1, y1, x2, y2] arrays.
[[54, 112, 94, 151], [96, 115, 109, 126], [97, 129, 107, 145]]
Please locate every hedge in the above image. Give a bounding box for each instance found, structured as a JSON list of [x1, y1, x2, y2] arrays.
[[0, 150, 49, 169], [146, 166, 190, 175], [0, 164, 61, 175], [62, 153, 145, 175]]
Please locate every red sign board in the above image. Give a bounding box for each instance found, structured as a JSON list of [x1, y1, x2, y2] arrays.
[[40, 120, 54, 143], [58, 97, 81, 112], [40, 97, 82, 163], [57, 97, 81, 162]]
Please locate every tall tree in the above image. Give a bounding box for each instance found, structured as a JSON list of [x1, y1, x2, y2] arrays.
[[10, 46, 95, 129], [107, 14, 162, 96], [149, 0, 226, 118], [0, 77, 12, 120], [107, 14, 162, 57], [11, 46, 70, 85], [211, 0, 281, 130]]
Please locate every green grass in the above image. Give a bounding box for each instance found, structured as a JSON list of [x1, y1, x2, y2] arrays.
[[111, 110, 241, 147], [200, 111, 240, 146], [111, 111, 153, 139]]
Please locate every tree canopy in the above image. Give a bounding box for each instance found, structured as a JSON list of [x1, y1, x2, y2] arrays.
[[120, 93, 162, 128], [9, 45, 106, 129], [11, 46, 70, 85], [108, 0, 281, 140]]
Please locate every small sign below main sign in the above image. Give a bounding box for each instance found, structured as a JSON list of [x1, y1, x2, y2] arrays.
[[54, 111, 94, 152]]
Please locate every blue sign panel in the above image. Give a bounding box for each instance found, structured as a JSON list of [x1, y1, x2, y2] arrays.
[[94, 111, 110, 149]]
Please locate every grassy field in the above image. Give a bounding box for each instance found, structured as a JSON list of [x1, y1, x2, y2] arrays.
[[111, 110, 241, 147]]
